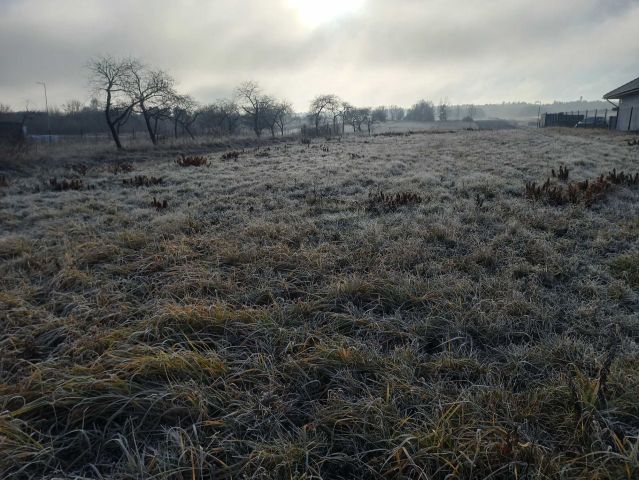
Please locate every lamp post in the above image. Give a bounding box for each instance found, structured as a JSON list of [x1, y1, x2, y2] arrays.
[[36, 81, 51, 143], [536, 101, 542, 128]]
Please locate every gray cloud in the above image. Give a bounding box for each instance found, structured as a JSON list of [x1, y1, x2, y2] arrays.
[[1, 0, 638, 110]]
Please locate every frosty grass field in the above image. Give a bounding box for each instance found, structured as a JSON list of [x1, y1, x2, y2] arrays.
[[1, 126, 639, 478]]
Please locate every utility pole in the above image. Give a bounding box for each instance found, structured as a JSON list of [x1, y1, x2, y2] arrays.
[[36, 81, 50, 143]]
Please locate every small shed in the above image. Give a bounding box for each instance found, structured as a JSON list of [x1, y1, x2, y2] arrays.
[[0, 121, 26, 145], [604, 76, 639, 132]]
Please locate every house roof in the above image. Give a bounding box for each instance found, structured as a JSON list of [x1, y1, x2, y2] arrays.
[[604, 76, 639, 99]]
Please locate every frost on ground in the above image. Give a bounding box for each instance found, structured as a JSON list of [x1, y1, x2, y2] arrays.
[[1, 128, 639, 479]]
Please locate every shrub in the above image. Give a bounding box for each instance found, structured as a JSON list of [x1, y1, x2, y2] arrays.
[[221, 150, 241, 161], [67, 163, 89, 176], [152, 197, 168, 210], [48, 177, 85, 191], [366, 190, 423, 213], [108, 162, 135, 174], [122, 175, 164, 187], [176, 154, 208, 167], [524, 170, 639, 208], [552, 165, 570, 182]]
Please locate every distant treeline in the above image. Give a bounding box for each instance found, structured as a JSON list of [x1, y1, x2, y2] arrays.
[[0, 55, 614, 147], [0, 98, 613, 139]]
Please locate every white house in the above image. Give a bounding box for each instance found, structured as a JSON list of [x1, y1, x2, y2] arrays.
[[604, 76, 639, 132]]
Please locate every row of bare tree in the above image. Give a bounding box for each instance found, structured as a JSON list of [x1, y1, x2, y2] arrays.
[[87, 56, 472, 149], [306, 95, 392, 136], [88, 56, 202, 149], [88, 56, 298, 149], [304, 98, 468, 134]]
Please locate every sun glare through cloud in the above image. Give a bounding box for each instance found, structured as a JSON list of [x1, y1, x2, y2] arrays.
[[287, 0, 366, 26]]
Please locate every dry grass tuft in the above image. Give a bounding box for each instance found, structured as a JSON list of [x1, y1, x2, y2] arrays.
[[606, 168, 639, 186], [610, 252, 639, 288], [0, 236, 31, 259], [525, 169, 638, 207], [552, 165, 570, 182], [108, 162, 135, 174], [366, 190, 423, 212], [67, 163, 89, 176], [221, 150, 241, 160], [48, 177, 85, 191], [176, 154, 208, 167], [152, 196, 169, 210], [122, 175, 164, 187]]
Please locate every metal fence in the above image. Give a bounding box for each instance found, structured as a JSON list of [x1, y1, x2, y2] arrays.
[[541, 113, 584, 127], [541, 108, 612, 129], [616, 105, 638, 132]]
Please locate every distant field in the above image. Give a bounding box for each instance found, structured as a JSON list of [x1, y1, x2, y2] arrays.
[[369, 120, 477, 134], [1, 128, 639, 478]]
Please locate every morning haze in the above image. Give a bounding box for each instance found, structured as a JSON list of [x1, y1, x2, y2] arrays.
[[2, 1, 639, 479], [1, 0, 638, 110]]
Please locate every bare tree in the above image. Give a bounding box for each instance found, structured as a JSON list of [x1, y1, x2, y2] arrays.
[[87, 55, 139, 149], [405, 100, 435, 122], [275, 101, 294, 136], [63, 100, 83, 115], [197, 100, 241, 136], [111, 103, 135, 135], [364, 108, 375, 134], [0, 103, 12, 114], [148, 97, 175, 142], [172, 95, 199, 139], [388, 105, 405, 121], [372, 106, 388, 123], [218, 100, 242, 135], [327, 100, 345, 136], [466, 104, 477, 121], [344, 106, 370, 133], [265, 100, 294, 137], [438, 99, 449, 122], [341, 102, 353, 134], [259, 95, 281, 137], [309, 94, 340, 134], [88, 98, 101, 111], [237, 81, 273, 138], [126, 63, 176, 145]]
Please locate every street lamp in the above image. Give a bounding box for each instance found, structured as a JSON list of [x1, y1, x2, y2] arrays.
[[535, 100, 542, 128], [36, 81, 51, 142]]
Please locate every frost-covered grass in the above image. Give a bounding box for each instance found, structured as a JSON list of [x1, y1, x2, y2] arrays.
[[1, 127, 639, 479]]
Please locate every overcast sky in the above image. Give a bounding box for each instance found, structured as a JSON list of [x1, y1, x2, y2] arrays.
[[1, 0, 638, 111]]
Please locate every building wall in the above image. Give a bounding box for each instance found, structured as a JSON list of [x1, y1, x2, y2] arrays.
[[617, 93, 639, 131]]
